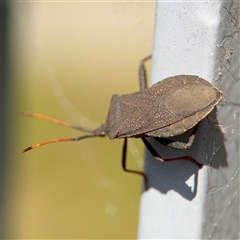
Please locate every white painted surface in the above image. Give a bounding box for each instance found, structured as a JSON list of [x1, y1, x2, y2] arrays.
[[138, 1, 239, 239]]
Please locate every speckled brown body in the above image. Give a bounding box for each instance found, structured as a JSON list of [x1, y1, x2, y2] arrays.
[[105, 75, 222, 140]]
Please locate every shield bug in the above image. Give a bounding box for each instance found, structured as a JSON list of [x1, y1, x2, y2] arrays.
[[21, 55, 222, 189]]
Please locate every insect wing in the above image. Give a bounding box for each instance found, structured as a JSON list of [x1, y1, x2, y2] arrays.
[[107, 75, 222, 139]]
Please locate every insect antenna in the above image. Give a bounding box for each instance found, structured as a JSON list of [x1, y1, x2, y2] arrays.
[[22, 111, 94, 133], [21, 111, 104, 153]]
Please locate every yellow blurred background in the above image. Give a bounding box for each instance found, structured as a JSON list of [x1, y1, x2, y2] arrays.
[[2, 1, 155, 239]]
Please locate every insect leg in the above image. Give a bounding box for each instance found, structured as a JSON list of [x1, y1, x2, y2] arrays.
[[122, 138, 148, 190], [139, 54, 152, 90], [142, 138, 203, 168], [154, 123, 200, 150]]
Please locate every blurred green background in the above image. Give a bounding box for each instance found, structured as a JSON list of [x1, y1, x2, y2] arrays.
[[2, 1, 155, 239]]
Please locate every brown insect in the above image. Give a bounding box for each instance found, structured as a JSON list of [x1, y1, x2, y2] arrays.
[[22, 55, 222, 189]]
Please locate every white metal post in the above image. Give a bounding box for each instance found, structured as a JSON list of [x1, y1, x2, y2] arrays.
[[138, 1, 239, 239]]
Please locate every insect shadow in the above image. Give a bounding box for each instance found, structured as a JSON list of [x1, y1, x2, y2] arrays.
[[144, 119, 206, 200], [144, 148, 200, 200], [144, 109, 227, 200]]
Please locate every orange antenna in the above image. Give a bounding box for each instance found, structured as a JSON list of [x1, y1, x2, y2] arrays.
[[21, 111, 102, 153], [22, 111, 94, 133]]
